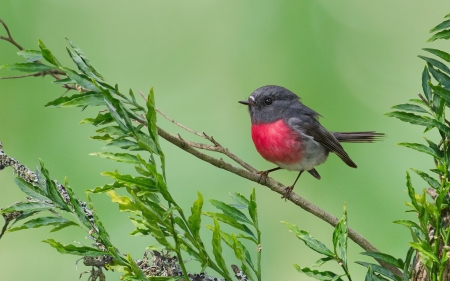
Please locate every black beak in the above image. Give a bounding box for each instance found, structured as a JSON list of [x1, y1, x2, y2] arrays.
[[238, 99, 256, 106]]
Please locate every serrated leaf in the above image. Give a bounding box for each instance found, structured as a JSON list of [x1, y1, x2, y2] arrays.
[[210, 199, 252, 225], [43, 239, 108, 256], [66, 38, 104, 80], [360, 252, 403, 269], [282, 221, 334, 257], [86, 181, 124, 194], [428, 63, 450, 89], [391, 104, 429, 114], [248, 188, 258, 226], [332, 204, 348, 266], [428, 29, 450, 42], [398, 142, 440, 159], [0, 62, 56, 73], [90, 152, 140, 164], [409, 241, 439, 263], [203, 212, 256, 240], [60, 67, 98, 92], [430, 19, 450, 33], [17, 49, 43, 62], [393, 220, 426, 235], [419, 56, 450, 75], [102, 171, 157, 192], [406, 172, 419, 211], [107, 190, 138, 213], [188, 192, 203, 240], [356, 262, 400, 281], [411, 169, 441, 189], [423, 48, 450, 63], [385, 111, 433, 127], [14, 178, 49, 201], [293, 265, 344, 281], [8, 217, 77, 233], [211, 218, 230, 277], [80, 112, 113, 125], [0, 201, 54, 213], [38, 39, 60, 66], [45, 92, 104, 107], [422, 66, 432, 101]]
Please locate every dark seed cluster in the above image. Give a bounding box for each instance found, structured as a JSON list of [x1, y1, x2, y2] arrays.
[[0, 143, 37, 183], [54, 180, 71, 204]]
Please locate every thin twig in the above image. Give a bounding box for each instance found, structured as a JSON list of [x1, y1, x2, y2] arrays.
[[0, 19, 23, 50], [157, 108, 256, 172]]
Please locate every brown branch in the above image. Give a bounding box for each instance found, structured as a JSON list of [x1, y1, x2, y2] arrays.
[[0, 19, 23, 50], [157, 126, 402, 277]]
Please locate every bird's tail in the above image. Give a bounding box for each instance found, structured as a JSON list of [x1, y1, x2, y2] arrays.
[[332, 131, 385, 143]]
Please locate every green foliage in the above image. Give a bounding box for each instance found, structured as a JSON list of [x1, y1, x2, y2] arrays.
[[385, 13, 450, 281], [0, 36, 263, 281]]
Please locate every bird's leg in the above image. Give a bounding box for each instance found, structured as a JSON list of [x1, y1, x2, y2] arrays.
[[257, 167, 281, 183], [282, 170, 304, 200]]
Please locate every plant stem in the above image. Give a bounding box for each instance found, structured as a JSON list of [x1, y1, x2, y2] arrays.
[[168, 202, 190, 280]]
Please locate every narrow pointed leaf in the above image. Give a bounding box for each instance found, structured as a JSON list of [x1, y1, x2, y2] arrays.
[[419, 56, 450, 75], [43, 239, 108, 256], [356, 262, 400, 281], [385, 112, 434, 127], [430, 19, 450, 32], [422, 66, 432, 100], [212, 219, 230, 277], [391, 104, 429, 114], [360, 252, 403, 269], [0, 62, 56, 73], [423, 48, 450, 63], [210, 199, 252, 224], [428, 29, 450, 42], [45, 92, 104, 107], [411, 169, 440, 189], [293, 265, 344, 281], [0, 201, 54, 213], [8, 217, 77, 232], [90, 152, 140, 164], [14, 178, 49, 201], [38, 39, 60, 66], [188, 192, 203, 239], [282, 221, 334, 257], [397, 142, 440, 159], [17, 49, 43, 62]]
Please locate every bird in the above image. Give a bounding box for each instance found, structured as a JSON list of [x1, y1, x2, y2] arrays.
[[239, 85, 384, 199]]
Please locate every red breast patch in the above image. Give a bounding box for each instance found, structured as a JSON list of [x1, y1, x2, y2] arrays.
[[251, 119, 304, 164]]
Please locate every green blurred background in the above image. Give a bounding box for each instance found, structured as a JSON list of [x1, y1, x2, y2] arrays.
[[1, 1, 449, 280]]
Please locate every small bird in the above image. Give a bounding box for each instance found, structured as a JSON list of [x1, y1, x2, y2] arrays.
[[239, 85, 384, 199]]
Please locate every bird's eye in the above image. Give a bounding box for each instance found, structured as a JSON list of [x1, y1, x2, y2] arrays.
[[264, 98, 273, 105]]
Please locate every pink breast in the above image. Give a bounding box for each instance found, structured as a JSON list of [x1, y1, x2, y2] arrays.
[[251, 119, 304, 164]]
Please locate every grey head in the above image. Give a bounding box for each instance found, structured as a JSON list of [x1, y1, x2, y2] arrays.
[[239, 85, 319, 124]]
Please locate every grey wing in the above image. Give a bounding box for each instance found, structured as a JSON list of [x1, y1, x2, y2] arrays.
[[288, 117, 357, 168]]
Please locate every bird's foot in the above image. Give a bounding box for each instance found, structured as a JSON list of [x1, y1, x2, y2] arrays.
[[281, 186, 294, 201], [256, 170, 270, 184]]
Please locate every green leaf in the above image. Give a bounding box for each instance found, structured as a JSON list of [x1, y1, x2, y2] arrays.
[[229, 192, 250, 208], [332, 204, 348, 266], [188, 192, 203, 240], [80, 112, 113, 125], [293, 265, 344, 281], [365, 266, 374, 281], [45, 92, 105, 107], [43, 239, 108, 256], [203, 212, 256, 240], [14, 178, 49, 201], [282, 221, 334, 257], [8, 217, 77, 232], [313, 257, 334, 267], [406, 172, 419, 211], [385, 111, 433, 127], [212, 219, 230, 277], [0, 62, 56, 73], [356, 262, 400, 281], [391, 104, 429, 114], [423, 48, 450, 63], [50, 220, 79, 232], [430, 19, 450, 33], [428, 29, 450, 42], [102, 171, 157, 192], [0, 201, 54, 213], [360, 252, 403, 269], [397, 142, 441, 159], [86, 181, 124, 194], [38, 39, 60, 66], [90, 152, 140, 164], [411, 169, 440, 189], [430, 83, 450, 104], [107, 190, 138, 213], [428, 63, 450, 89], [66, 38, 104, 80], [418, 56, 450, 75], [409, 241, 439, 263], [422, 66, 432, 101], [393, 220, 426, 235], [402, 248, 414, 281], [17, 49, 43, 62], [248, 188, 258, 226], [210, 199, 252, 225], [60, 67, 98, 92]]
